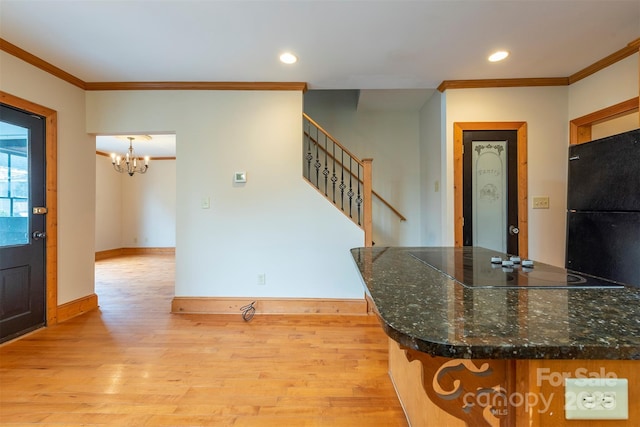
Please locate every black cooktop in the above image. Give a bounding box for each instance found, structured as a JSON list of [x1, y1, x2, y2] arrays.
[[409, 247, 624, 289]]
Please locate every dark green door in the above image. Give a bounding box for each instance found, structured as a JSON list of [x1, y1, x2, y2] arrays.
[[0, 103, 46, 343]]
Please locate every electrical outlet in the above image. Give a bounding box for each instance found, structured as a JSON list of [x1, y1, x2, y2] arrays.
[[257, 274, 266, 286], [565, 378, 628, 420], [201, 197, 210, 209], [532, 196, 549, 209]]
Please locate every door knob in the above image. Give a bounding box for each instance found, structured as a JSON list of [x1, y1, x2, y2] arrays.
[[32, 231, 46, 240], [509, 225, 519, 235]]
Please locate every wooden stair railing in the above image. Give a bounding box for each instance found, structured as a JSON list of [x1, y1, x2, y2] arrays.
[[304, 132, 407, 222], [303, 113, 406, 247]]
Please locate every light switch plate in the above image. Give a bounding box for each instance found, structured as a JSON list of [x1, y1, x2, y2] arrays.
[[565, 378, 628, 420]]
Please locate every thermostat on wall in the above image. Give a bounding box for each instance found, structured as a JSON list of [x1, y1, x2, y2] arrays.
[[234, 171, 247, 183]]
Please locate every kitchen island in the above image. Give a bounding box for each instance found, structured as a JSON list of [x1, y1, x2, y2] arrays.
[[351, 246, 640, 427]]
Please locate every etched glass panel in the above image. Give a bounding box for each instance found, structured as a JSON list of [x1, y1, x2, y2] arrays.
[[472, 140, 507, 252]]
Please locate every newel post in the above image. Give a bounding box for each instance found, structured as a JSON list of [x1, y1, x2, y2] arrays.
[[362, 158, 373, 247]]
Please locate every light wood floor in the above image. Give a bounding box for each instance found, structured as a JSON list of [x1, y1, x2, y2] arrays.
[[0, 254, 408, 426]]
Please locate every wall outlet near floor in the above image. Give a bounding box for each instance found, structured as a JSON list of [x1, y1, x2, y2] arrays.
[[565, 378, 628, 420], [533, 196, 550, 209], [257, 273, 266, 286]]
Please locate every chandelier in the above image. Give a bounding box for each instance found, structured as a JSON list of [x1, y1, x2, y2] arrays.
[[111, 136, 149, 176]]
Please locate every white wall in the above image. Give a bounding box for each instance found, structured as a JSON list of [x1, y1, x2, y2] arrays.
[[569, 54, 639, 121], [120, 159, 176, 248], [95, 154, 121, 251], [86, 90, 364, 299], [442, 86, 570, 267], [1, 52, 95, 305], [304, 90, 422, 246], [95, 154, 176, 251], [418, 91, 443, 246]]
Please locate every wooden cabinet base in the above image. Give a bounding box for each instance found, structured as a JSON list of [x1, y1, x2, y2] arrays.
[[388, 339, 639, 427]]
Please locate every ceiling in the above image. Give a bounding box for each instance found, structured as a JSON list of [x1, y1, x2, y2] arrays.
[[2, 0, 639, 157], [2, 0, 638, 89]]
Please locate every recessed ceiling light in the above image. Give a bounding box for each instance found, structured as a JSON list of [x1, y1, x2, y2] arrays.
[[488, 50, 509, 62], [279, 52, 298, 64]]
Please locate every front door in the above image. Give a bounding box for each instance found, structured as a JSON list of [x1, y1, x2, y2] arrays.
[[0, 103, 46, 343], [463, 130, 519, 255]]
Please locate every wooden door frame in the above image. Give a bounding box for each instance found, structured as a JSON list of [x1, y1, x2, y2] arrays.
[[453, 122, 528, 258], [569, 97, 638, 145], [1, 91, 58, 326]]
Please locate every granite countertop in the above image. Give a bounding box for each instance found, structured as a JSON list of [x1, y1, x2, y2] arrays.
[[351, 246, 640, 360]]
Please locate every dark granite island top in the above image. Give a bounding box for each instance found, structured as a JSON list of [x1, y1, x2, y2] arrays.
[[351, 246, 640, 360]]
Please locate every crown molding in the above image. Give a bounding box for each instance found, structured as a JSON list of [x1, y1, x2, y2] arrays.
[[1, 36, 635, 94], [568, 42, 639, 84], [0, 38, 86, 89], [628, 37, 640, 49], [437, 77, 569, 92], [84, 81, 308, 91], [437, 38, 639, 92]]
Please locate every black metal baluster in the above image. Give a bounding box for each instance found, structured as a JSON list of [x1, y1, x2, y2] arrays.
[[339, 150, 346, 211], [356, 163, 362, 225], [314, 127, 321, 189], [305, 119, 313, 179], [347, 157, 354, 219], [323, 134, 329, 196], [331, 141, 337, 203]]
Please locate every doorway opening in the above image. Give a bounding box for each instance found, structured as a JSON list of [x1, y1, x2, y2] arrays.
[[94, 133, 176, 307]]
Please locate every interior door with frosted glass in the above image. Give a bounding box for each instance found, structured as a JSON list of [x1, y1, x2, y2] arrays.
[[463, 130, 518, 255], [0, 104, 46, 343]]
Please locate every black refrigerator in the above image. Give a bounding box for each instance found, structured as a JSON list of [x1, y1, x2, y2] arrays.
[[565, 128, 640, 287]]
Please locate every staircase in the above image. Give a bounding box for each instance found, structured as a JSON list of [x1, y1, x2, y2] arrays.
[[302, 113, 406, 247]]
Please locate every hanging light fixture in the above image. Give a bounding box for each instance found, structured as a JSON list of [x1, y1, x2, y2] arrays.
[[111, 136, 149, 176]]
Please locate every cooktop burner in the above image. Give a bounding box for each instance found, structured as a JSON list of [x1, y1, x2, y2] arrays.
[[409, 247, 624, 289]]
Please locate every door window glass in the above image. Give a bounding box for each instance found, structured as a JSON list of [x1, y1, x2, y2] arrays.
[[472, 140, 507, 253], [0, 121, 29, 246]]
